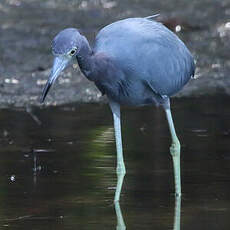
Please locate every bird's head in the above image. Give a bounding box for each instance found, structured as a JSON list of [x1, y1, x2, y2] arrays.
[[41, 28, 84, 103]]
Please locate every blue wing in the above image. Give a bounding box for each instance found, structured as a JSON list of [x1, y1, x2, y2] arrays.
[[94, 18, 195, 97]]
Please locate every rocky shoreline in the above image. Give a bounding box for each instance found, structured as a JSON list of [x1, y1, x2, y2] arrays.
[[0, 0, 230, 108]]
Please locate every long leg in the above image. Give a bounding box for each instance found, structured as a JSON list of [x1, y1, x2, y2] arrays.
[[109, 99, 126, 202], [163, 99, 181, 196]]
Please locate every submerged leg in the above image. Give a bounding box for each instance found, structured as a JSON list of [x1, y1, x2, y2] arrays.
[[163, 99, 181, 196], [109, 100, 126, 202], [173, 196, 181, 230]]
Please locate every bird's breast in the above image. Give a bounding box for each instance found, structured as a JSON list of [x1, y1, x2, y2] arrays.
[[95, 76, 161, 107]]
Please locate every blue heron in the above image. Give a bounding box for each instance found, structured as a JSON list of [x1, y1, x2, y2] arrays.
[[41, 16, 195, 202]]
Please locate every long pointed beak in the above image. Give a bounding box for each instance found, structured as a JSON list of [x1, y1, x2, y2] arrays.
[[41, 56, 69, 103]]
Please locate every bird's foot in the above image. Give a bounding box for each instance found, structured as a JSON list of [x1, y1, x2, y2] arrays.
[[114, 162, 126, 202]]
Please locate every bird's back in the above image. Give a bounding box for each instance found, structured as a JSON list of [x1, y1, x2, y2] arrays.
[[93, 18, 195, 99]]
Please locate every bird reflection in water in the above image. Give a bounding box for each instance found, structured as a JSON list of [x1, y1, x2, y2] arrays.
[[115, 202, 126, 230], [114, 197, 181, 230]]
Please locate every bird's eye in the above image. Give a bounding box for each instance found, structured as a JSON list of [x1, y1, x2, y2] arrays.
[[69, 48, 77, 56]]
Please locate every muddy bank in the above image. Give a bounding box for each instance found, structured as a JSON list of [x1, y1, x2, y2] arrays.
[[0, 0, 230, 108]]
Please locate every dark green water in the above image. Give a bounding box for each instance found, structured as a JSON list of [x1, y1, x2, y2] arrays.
[[0, 97, 229, 229]]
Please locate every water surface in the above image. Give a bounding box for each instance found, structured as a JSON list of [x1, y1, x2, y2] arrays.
[[0, 97, 230, 229]]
